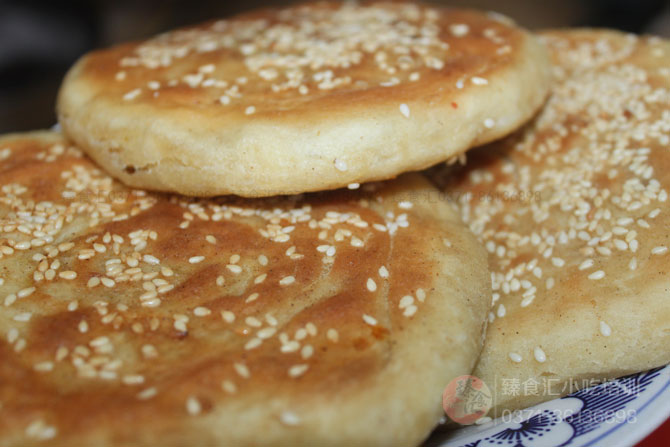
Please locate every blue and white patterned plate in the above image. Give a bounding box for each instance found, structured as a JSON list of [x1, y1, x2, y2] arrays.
[[431, 365, 670, 447]]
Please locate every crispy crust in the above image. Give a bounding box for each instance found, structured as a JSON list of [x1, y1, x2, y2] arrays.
[[430, 29, 670, 415], [57, 2, 551, 197], [0, 132, 489, 446]]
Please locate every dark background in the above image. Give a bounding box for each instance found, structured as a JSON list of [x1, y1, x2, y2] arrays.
[[1, 0, 669, 133]]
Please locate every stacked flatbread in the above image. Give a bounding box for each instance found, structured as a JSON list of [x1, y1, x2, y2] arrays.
[[0, 132, 490, 446], [431, 29, 670, 415], [4, 1, 670, 446], [57, 1, 550, 197], [0, 3, 554, 446]]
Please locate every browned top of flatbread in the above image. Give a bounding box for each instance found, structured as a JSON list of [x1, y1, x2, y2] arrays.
[[57, 1, 550, 197]]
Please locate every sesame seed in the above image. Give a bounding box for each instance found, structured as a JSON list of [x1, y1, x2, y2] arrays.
[[651, 246, 668, 255], [234, 362, 250, 379], [137, 387, 157, 400], [193, 306, 211, 317], [403, 305, 418, 317], [123, 88, 142, 101], [4, 294, 16, 306], [347, 183, 360, 190], [189, 255, 205, 264], [534, 347, 547, 363], [295, 328, 307, 340], [416, 288, 426, 302], [366, 278, 377, 292], [58, 271, 77, 280], [142, 344, 158, 358], [378, 266, 389, 278], [588, 270, 606, 280], [279, 276, 295, 286], [471, 76, 488, 85], [258, 255, 268, 266], [221, 310, 235, 323], [362, 314, 377, 326], [520, 295, 535, 307], [13, 313, 32, 322], [227, 264, 242, 274], [25, 420, 57, 440], [288, 364, 309, 378], [280, 411, 301, 426], [245, 316, 262, 327], [600, 321, 612, 337], [122, 374, 145, 385], [334, 158, 348, 172], [17, 287, 35, 298], [326, 328, 339, 342], [281, 341, 300, 353], [143, 254, 160, 265], [449, 23, 470, 36], [90, 336, 110, 347], [551, 257, 565, 267], [257, 327, 277, 339], [579, 259, 594, 270], [399, 103, 410, 118], [55, 346, 68, 361], [222, 380, 237, 394], [399, 295, 414, 308], [483, 118, 496, 128], [508, 352, 522, 363], [34, 361, 54, 372], [245, 338, 262, 350], [15, 240, 32, 250], [265, 314, 278, 326]]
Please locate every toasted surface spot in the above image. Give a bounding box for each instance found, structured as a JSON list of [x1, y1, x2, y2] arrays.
[[430, 29, 670, 415], [0, 132, 489, 446], [58, 1, 551, 197]]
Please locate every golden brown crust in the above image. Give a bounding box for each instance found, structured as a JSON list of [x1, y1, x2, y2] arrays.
[[57, 1, 551, 197], [0, 132, 489, 446], [430, 29, 670, 415]]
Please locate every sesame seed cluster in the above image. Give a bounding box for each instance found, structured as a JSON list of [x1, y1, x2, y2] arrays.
[[435, 32, 670, 370], [111, 2, 513, 112], [0, 134, 439, 440]]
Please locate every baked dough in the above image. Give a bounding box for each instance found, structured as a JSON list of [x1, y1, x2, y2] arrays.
[[431, 29, 670, 416], [0, 132, 489, 446], [57, 2, 551, 197]]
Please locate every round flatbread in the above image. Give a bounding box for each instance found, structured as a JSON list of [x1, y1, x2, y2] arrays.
[[431, 30, 670, 415], [57, 1, 551, 197], [0, 132, 489, 446]]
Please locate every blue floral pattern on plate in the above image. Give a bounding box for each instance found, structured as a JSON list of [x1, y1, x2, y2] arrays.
[[434, 365, 670, 447]]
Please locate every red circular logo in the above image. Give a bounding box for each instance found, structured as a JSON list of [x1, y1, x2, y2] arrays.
[[442, 375, 492, 425]]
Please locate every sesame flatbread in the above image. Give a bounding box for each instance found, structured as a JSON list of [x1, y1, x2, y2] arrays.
[[57, 1, 551, 197], [430, 29, 670, 415], [0, 132, 489, 446]]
